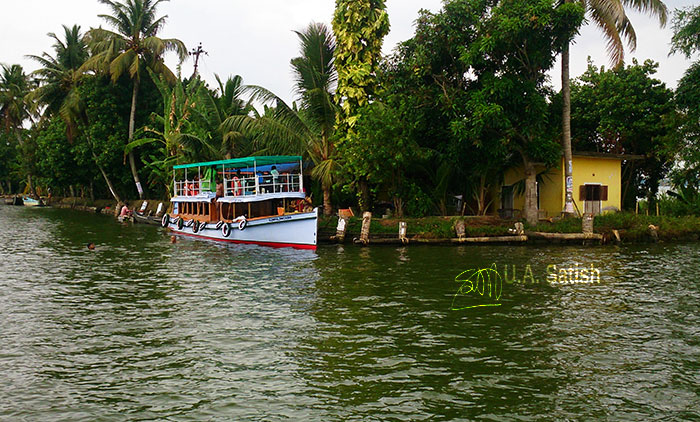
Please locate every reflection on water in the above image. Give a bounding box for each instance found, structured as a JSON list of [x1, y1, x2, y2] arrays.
[[1, 206, 698, 421]]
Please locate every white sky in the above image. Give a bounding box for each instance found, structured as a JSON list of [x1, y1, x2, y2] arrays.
[[1, 0, 696, 106]]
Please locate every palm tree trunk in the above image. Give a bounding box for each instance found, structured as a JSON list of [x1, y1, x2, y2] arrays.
[[523, 159, 538, 226], [562, 42, 575, 215], [128, 77, 145, 199], [92, 150, 121, 203], [323, 185, 332, 216], [359, 178, 370, 212]]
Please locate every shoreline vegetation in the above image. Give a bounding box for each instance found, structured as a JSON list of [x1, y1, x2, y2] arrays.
[[9, 196, 699, 245], [2, 1, 698, 231]]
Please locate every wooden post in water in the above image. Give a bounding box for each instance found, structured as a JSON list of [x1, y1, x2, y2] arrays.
[[360, 212, 372, 245], [514, 222, 524, 235], [399, 221, 408, 245], [335, 217, 348, 243], [454, 220, 466, 241], [582, 213, 594, 234]]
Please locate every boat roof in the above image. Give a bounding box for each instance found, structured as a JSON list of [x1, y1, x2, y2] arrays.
[[173, 155, 302, 170]]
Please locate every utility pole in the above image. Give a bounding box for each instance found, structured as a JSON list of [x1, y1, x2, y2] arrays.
[[189, 43, 208, 79]]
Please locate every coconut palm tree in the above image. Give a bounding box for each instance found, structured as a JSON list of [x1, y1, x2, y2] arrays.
[[82, 0, 187, 199], [560, 0, 667, 214], [0, 64, 32, 133], [27, 25, 123, 203], [221, 23, 339, 215], [0, 64, 38, 196]]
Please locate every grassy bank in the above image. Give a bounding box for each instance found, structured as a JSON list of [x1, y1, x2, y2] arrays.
[[320, 213, 700, 243]]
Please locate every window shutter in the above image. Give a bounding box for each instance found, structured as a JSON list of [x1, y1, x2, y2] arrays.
[[601, 185, 608, 201], [579, 185, 586, 201]]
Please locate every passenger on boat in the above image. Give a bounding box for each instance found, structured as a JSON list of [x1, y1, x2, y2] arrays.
[[215, 178, 224, 198], [232, 169, 243, 196], [193, 175, 200, 195], [271, 166, 280, 192]]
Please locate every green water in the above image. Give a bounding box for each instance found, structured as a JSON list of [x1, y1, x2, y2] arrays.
[[1, 205, 699, 421]]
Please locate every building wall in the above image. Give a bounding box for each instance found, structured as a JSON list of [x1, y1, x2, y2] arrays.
[[569, 156, 621, 212], [499, 164, 561, 218], [495, 155, 621, 219]]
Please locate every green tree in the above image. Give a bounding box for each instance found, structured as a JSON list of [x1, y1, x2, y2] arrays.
[[28, 25, 124, 202], [196, 74, 256, 159], [76, 75, 139, 201], [452, 0, 584, 225], [666, 5, 700, 205], [569, 59, 674, 208], [332, 0, 390, 210], [382, 1, 509, 216], [83, 0, 187, 199], [220, 23, 340, 215], [560, 0, 667, 215], [0, 64, 38, 196], [27, 24, 88, 131]]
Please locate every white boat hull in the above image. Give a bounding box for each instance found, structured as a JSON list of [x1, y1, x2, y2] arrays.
[[166, 208, 318, 250]]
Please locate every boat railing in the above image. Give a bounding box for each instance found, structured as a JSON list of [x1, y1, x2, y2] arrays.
[[173, 173, 302, 198]]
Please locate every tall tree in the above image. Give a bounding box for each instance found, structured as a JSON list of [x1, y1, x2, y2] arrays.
[[560, 0, 667, 215], [291, 23, 339, 215], [28, 25, 122, 202], [0, 64, 37, 196], [219, 23, 340, 215], [83, 0, 186, 199], [332, 0, 390, 210], [463, 0, 583, 225], [667, 5, 700, 203], [569, 59, 673, 208]]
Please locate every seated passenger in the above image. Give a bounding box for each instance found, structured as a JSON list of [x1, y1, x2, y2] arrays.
[[215, 178, 224, 198]]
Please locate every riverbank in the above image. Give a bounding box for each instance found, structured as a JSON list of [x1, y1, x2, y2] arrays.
[[5, 195, 699, 244], [318, 214, 700, 244]]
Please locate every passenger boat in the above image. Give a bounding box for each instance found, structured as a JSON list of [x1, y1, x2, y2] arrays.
[[162, 156, 318, 250]]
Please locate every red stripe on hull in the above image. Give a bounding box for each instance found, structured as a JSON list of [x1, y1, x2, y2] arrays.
[[170, 229, 317, 250]]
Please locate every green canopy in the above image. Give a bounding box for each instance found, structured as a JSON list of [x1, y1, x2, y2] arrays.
[[173, 156, 302, 170]]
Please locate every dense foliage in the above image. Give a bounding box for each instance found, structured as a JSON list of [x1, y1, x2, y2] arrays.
[[1, 0, 697, 219], [568, 59, 674, 208]]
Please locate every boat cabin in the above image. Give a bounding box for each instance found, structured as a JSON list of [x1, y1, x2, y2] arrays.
[[170, 156, 307, 223]]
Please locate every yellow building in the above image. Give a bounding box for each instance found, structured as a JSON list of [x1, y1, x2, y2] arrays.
[[496, 152, 634, 219]]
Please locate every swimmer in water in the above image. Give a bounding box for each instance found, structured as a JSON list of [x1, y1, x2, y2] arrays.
[[87, 243, 95, 250]]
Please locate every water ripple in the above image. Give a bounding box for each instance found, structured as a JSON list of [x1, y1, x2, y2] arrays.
[[0, 206, 699, 420]]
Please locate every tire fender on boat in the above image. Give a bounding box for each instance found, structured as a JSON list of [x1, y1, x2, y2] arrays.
[[161, 213, 170, 228], [186, 219, 194, 227], [238, 219, 247, 231], [222, 223, 231, 237], [215, 221, 224, 230], [177, 217, 184, 230], [199, 222, 206, 231], [192, 220, 200, 233]]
